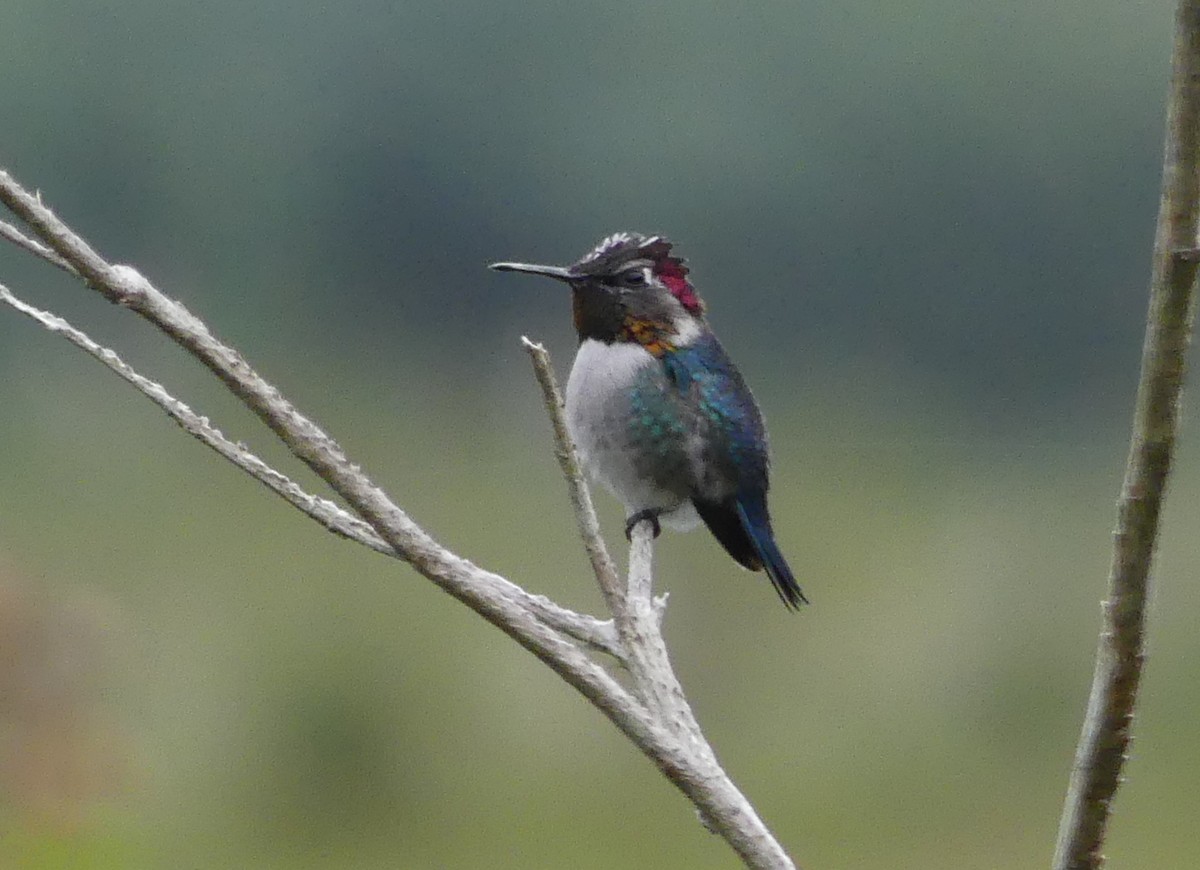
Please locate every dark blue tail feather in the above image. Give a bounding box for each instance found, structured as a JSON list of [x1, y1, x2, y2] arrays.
[[736, 499, 807, 609]]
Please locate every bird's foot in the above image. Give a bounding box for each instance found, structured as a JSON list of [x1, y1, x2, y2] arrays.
[[625, 509, 662, 541]]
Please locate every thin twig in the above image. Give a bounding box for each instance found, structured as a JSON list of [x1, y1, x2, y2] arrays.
[[522, 337, 625, 617], [0, 282, 392, 551], [0, 281, 619, 658], [522, 593, 621, 657], [1052, 3, 1200, 868], [519, 338, 676, 692], [0, 218, 77, 274]]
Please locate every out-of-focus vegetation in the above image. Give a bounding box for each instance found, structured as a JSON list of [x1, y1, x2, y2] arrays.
[[1, 2, 1196, 867]]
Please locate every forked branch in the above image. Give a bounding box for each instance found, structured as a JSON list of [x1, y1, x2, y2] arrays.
[[0, 168, 795, 869]]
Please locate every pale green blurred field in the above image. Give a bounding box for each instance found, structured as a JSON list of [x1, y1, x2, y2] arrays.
[[1, 353, 1198, 868], [1, 0, 1195, 866]]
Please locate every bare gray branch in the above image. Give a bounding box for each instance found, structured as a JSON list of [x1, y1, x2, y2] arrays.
[[0, 166, 796, 868]]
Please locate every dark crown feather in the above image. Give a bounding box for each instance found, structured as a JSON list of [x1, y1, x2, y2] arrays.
[[574, 232, 703, 314]]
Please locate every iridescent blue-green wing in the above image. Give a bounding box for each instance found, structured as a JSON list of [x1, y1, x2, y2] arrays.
[[663, 333, 806, 608]]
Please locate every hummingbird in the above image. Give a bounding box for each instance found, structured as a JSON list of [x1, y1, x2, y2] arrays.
[[490, 232, 805, 609]]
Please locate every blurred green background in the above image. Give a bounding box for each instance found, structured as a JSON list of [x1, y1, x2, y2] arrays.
[[1, 1, 1197, 867]]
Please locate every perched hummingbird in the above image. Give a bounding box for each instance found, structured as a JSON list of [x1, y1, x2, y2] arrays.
[[491, 232, 805, 609]]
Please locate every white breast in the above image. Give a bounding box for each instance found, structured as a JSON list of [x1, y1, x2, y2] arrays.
[[564, 339, 699, 530]]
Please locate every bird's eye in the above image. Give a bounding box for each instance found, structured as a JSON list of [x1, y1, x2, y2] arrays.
[[619, 269, 647, 287]]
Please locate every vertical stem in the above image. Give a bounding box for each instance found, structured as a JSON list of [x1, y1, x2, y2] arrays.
[[623, 522, 704, 736], [1052, 4, 1200, 867], [523, 338, 626, 617], [623, 522, 797, 870]]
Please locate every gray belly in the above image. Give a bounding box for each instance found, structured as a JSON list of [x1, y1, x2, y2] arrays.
[[564, 339, 700, 531]]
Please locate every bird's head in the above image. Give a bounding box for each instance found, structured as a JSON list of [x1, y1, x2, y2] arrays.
[[491, 232, 705, 354]]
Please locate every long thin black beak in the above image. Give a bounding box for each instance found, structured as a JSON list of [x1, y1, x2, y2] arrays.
[[488, 261, 575, 282]]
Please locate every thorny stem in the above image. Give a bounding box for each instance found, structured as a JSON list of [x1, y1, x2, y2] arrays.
[[1052, 3, 1200, 867]]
